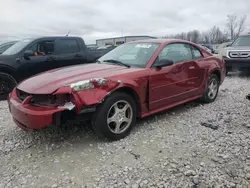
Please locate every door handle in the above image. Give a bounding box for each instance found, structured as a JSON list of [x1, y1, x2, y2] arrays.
[[172, 65, 183, 73], [189, 66, 195, 69], [46, 57, 54, 62], [75, 54, 82, 58]]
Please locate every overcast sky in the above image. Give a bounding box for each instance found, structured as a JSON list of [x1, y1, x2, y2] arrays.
[[0, 0, 250, 44]]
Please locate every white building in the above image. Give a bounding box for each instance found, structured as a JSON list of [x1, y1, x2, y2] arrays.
[[96, 35, 157, 47]]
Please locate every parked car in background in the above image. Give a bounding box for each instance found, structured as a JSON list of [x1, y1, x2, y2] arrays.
[[199, 44, 212, 53], [220, 34, 250, 74], [201, 44, 215, 54], [89, 45, 117, 57], [8, 39, 225, 140], [0, 36, 107, 100], [0, 41, 18, 54]]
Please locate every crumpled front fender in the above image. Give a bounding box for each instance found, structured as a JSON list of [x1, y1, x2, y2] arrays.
[[53, 78, 139, 114]]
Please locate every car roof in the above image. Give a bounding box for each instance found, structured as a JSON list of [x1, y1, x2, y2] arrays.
[[127, 38, 196, 45], [21, 36, 82, 41]]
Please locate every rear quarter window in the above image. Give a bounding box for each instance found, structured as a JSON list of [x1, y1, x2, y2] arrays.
[[57, 39, 80, 54]]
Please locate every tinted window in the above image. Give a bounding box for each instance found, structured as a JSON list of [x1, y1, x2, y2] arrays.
[[27, 40, 55, 55], [191, 45, 203, 59], [57, 39, 80, 54], [158, 43, 192, 63]]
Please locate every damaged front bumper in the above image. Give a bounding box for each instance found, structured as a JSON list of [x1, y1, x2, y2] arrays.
[[8, 88, 94, 131], [8, 78, 123, 131]]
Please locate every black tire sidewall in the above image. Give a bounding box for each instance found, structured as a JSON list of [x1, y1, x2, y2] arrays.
[[202, 74, 220, 103], [0, 72, 17, 100], [92, 92, 136, 141]]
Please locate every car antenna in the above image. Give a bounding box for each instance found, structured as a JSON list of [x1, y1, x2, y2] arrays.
[[66, 30, 70, 36]]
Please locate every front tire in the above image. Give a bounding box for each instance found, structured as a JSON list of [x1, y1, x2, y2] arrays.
[[200, 74, 220, 103], [92, 92, 136, 141], [0, 72, 17, 100]]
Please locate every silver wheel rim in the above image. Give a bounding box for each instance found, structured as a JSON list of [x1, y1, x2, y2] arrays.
[[107, 100, 133, 134], [207, 78, 218, 99]]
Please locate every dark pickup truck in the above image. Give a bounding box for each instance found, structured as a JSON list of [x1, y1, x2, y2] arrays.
[[0, 36, 105, 99]]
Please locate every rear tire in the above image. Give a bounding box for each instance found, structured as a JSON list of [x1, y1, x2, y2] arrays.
[[0, 72, 17, 100], [200, 74, 219, 103], [92, 92, 136, 141]]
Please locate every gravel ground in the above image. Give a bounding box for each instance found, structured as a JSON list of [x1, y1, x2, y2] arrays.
[[0, 75, 250, 188]]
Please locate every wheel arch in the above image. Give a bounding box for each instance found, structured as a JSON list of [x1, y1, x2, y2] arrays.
[[105, 86, 142, 118], [0, 65, 18, 81], [210, 69, 221, 83]]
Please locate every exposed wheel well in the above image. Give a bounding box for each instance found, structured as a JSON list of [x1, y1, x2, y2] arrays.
[[0, 66, 18, 81], [211, 69, 221, 83], [112, 87, 141, 118]]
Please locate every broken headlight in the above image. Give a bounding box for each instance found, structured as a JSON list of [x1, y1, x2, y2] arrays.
[[69, 78, 107, 92]]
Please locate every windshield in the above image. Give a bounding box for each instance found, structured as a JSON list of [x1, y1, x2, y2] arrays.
[[98, 42, 160, 68], [2, 39, 32, 55], [0, 42, 16, 53], [231, 36, 250, 47]]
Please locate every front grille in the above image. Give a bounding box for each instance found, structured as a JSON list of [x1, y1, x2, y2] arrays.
[[30, 94, 71, 107], [16, 89, 71, 107], [228, 51, 250, 58], [16, 89, 30, 101]]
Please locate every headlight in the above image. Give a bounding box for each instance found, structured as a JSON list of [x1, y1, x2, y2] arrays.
[[68, 78, 107, 92]]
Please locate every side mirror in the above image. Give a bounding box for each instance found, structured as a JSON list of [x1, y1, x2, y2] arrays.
[[24, 50, 34, 57], [246, 94, 250, 100], [155, 59, 174, 69]]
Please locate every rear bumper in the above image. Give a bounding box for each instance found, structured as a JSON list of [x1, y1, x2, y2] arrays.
[[224, 58, 250, 71]]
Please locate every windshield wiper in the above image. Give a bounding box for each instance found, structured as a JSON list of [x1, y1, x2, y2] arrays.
[[103, 59, 130, 68]]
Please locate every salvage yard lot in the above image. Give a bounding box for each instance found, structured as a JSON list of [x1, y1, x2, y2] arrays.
[[1, 75, 250, 188]]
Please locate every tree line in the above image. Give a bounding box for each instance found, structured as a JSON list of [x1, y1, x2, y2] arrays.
[[162, 14, 248, 44]]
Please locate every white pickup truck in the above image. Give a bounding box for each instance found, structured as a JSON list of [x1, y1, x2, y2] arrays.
[[220, 34, 250, 74]]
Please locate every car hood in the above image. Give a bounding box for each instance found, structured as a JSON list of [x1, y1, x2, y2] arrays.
[[220, 46, 250, 56], [0, 54, 15, 61], [226, 46, 250, 51], [17, 63, 142, 94]]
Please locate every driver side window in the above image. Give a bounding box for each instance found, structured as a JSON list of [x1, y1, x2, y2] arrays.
[[158, 43, 193, 63], [27, 40, 55, 56]]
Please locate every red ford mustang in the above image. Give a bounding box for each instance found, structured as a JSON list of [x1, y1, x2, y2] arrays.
[[8, 39, 226, 140]]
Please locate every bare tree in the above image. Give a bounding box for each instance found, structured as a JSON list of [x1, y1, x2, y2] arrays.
[[236, 15, 247, 38], [226, 14, 247, 40], [190, 30, 200, 43], [226, 14, 237, 40], [208, 26, 228, 44], [186, 31, 192, 41]]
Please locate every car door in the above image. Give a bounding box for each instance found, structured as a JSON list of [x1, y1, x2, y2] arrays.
[[149, 43, 194, 110], [183, 44, 204, 93], [54, 38, 83, 68], [18, 39, 57, 79]]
